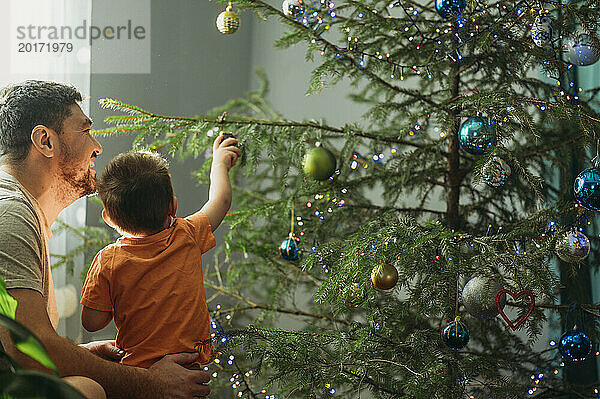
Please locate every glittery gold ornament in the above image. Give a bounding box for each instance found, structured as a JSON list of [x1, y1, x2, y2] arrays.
[[371, 262, 398, 290], [344, 283, 365, 308], [216, 3, 240, 35]]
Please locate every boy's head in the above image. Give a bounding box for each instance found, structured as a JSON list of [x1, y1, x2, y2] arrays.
[[97, 151, 175, 235]]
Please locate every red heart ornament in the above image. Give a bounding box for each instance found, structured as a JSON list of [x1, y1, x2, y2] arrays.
[[496, 289, 535, 331]]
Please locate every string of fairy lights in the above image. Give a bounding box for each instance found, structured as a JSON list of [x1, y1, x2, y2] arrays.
[[206, 195, 600, 398], [204, 300, 600, 397], [276, 0, 598, 84]]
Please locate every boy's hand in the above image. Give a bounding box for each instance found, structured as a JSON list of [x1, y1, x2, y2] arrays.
[[213, 133, 241, 170], [80, 340, 125, 362]]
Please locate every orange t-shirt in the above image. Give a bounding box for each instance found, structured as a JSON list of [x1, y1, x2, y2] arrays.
[[81, 212, 216, 368]]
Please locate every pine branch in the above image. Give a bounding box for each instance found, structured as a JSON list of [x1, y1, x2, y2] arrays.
[[242, 0, 447, 110], [344, 204, 446, 216], [217, 304, 351, 326], [96, 103, 438, 150]]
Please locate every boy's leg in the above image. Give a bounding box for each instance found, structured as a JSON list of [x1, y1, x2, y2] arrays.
[[62, 376, 106, 399]]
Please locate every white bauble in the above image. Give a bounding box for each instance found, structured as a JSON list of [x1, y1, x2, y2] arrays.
[[530, 15, 553, 47]]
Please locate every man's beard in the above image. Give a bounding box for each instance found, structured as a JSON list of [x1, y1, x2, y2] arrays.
[[58, 141, 96, 199]]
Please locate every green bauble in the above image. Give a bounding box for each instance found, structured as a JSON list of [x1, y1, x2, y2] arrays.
[[303, 147, 337, 181]]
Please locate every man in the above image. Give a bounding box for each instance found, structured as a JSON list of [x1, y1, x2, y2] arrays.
[[0, 80, 211, 398]]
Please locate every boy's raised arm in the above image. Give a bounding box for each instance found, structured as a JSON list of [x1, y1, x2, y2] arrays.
[[198, 134, 240, 232]]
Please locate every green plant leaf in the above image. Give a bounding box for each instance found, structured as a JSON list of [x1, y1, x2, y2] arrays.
[[0, 370, 86, 399], [0, 279, 17, 319], [0, 278, 57, 374], [0, 351, 21, 373]]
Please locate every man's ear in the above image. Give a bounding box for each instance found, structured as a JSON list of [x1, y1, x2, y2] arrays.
[[101, 209, 115, 228], [30, 125, 55, 158], [169, 196, 178, 218]]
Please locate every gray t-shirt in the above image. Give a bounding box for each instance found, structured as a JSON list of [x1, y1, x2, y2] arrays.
[[0, 170, 58, 328]]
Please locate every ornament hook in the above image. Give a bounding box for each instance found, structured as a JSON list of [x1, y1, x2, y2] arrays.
[[289, 200, 295, 238], [593, 140, 600, 167], [455, 274, 460, 317]]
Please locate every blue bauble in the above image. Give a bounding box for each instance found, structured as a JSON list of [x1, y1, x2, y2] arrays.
[[559, 329, 592, 362], [442, 318, 470, 350], [458, 116, 497, 155], [435, 0, 467, 19], [574, 167, 600, 211], [280, 237, 300, 261]]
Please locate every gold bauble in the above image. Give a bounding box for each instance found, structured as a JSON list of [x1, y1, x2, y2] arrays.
[[216, 4, 240, 35], [371, 262, 398, 290]]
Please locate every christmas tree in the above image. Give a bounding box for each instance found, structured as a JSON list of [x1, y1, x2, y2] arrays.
[[62, 0, 600, 397]]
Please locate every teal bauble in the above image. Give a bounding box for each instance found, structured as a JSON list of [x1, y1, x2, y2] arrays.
[[458, 116, 497, 155], [574, 167, 600, 211], [441, 317, 470, 350], [280, 237, 300, 261], [436, 0, 467, 19]]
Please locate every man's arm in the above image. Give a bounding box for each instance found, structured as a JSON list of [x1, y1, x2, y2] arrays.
[[199, 134, 240, 232], [81, 306, 112, 332], [3, 288, 210, 399]]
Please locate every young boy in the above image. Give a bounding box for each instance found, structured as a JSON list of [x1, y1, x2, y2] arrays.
[[80, 134, 240, 368]]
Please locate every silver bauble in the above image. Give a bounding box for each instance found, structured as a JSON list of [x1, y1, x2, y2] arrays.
[[555, 231, 590, 263], [565, 32, 600, 66], [461, 276, 506, 319]]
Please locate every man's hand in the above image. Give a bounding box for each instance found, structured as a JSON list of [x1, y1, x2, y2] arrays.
[[148, 353, 210, 398], [80, 340, 124, 362], [213, 134, 241, 170]]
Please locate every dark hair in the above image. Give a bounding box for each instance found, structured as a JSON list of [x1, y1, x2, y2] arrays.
[[97, 151, 174, 235], [0, 80, 82, 163]]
